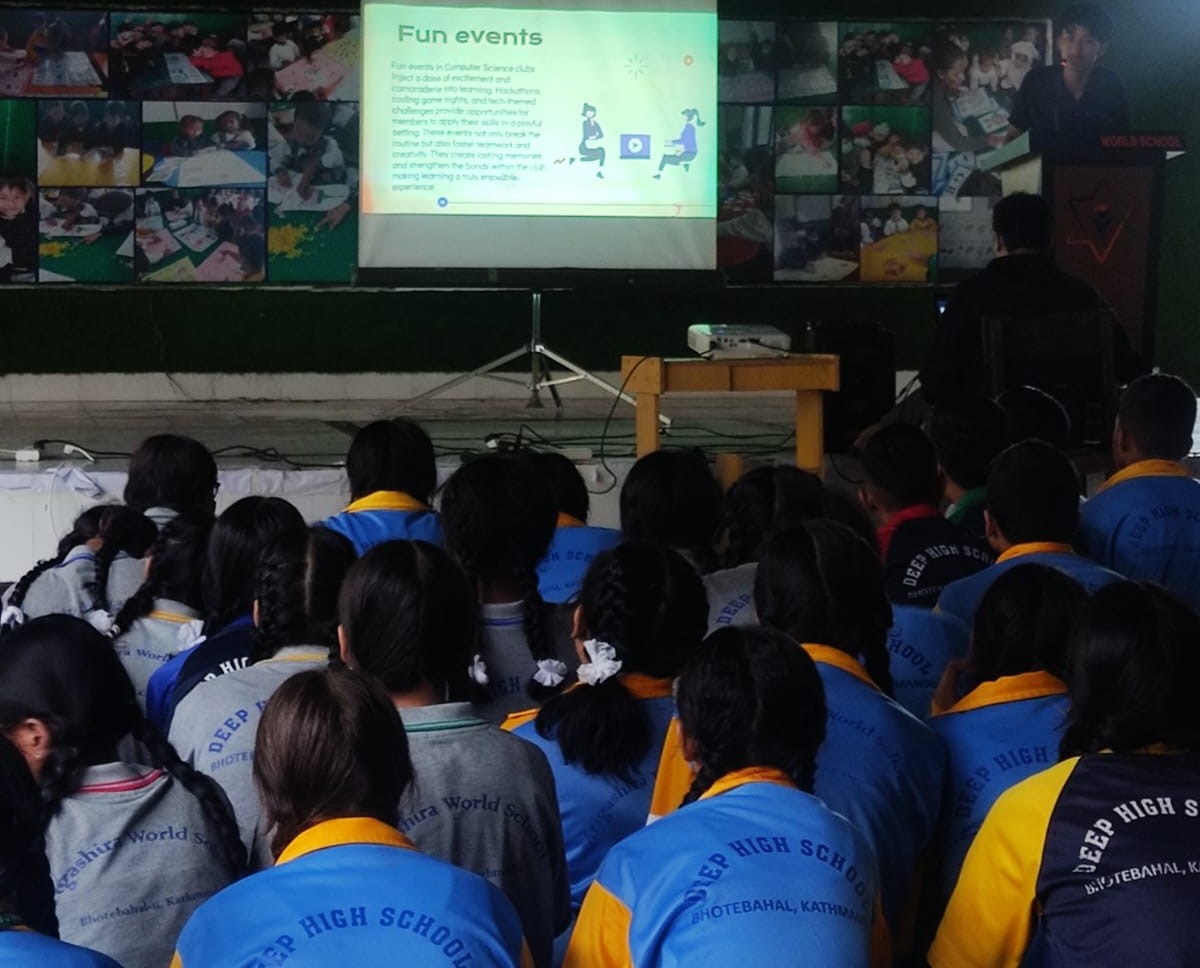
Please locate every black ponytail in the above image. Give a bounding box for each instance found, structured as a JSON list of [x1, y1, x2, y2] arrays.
[[112, 513, 213, 642], [250, 526, 355, 663], [83, 506, 156, 619], [755, 521, 895, 697], [3, 505, 108, 621], [678, 626, 826, 804], [536, 541, 707, 779], [0, 740, 58, 937]]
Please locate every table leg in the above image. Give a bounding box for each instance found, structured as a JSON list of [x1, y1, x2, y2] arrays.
[[636, 393, 661, 457], [714, 453, 745, 491], [795, 390, 824, 475]]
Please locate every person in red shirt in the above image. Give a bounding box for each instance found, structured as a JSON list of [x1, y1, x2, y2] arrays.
[[190, 35, 244, 96]]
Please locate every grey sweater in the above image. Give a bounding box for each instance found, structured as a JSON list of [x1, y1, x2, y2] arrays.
[[168, 647, 330, 868], [112, 599, 204, 712], [47, 761, 237, 968], [398, 702, 571, 968], [12, 546, 143, 620], [475, 601, 578, 724]]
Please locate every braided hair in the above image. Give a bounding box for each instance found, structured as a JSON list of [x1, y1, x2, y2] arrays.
[[0, 738, 58, 937], [440, 455, 559, 700], [202, 497, 306, 635], [250, 526, 355, 664], [677, 626, 826, 804], [535, 541, 707, 779], [754, 521, 895, 697], [82, 506, 156, 618], [111, 513, 213, 640], [0, 616, 246, 877], [3, 505, 109, 621], [620, 449, 721, 573]]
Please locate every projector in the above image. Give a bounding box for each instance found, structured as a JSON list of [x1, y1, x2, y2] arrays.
[[687, 324, 792, 359]]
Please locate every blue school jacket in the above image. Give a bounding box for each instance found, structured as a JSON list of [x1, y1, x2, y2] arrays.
[[928, 670, 1070, 907], [0, 932, 121, 968], [505, 676, 675, 912], [936, 542, 1123, 627], [536, 516, 622, 604], [171, 817, 532, 968], [564, 767, 884, 968], [930, 751, 1200, 968], [321, 491, 442, 555], [887, 605, 970, 720], [1076, 460, 1200, 611], [145, 615, 254, 733]]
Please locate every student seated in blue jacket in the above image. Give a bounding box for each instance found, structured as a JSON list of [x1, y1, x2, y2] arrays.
[[0, 738, 121, 967], [1076, 372, 1200, 610], [926, 564, 1083, 915], [322, 419, 442, 554], [937, 439, 1121, 626], [565, 626, 888, 968], [859, 422, 993, 608], [172, 666, 533, 968], [526, 451, 620, 605]]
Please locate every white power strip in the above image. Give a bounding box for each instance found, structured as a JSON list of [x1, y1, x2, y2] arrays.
[[0, 447, 41, 463]]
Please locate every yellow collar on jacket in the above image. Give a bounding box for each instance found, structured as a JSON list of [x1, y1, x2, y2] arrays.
[[276, 817, 416, 866], [1098, 458, 1193, 494], [344, 491, 428, 514]]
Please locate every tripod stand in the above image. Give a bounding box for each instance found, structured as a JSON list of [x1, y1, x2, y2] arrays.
[[403, 290, 671, 426]]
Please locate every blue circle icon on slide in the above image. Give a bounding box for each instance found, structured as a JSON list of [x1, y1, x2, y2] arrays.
[[437, 197, 449, 208]]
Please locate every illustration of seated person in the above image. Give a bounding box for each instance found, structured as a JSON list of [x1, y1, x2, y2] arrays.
[[270, 101, 346, 199], [654, 109, 704, 178], [573, 102, 604, 178], [90, 102, 137, 157], [0, 177, 37, 281]]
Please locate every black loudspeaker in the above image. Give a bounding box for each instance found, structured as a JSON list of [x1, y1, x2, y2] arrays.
[[814, 322, 896, 453]]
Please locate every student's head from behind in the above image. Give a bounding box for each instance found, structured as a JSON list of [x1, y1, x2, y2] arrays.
[[997, 384, 1072, 448], [112, 512, 213, 637], [0, 177, 32, 221], [524, 451, 590, 523], [754, 521, 894, 695], [676, 626, 826, 802], [984, 439, 1080, 549], [929, 394, 1010, 493], [1058, 3, 1112, 72], [124, 433, 218, 515], [1060, 581, 1200, 757], [0, 737, 58, 937], [969, 563, 1085, 685], [1113, 372, 1196, 466], [858, 422, 940, 517], [203, 496, 306, 632], [992, 191, 1052, 255], [252, 526, 355, 662], [0, 616, 139, 789], [338, 540, 477, 700], [722, 464, 825, 567], [620, 449, 721, 569], [292, 102, 333, 146], [345, 419, 437, 504], [254, 666, 411, 857]]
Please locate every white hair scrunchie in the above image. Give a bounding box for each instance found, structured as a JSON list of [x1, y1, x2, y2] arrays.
[[0, 604, 26, 630], [176, 620, 206, 651], [577, 639, 623, 686], [469, 654, 490, 686], [85, 609, 116, 637], [533, 658, 568, 688]]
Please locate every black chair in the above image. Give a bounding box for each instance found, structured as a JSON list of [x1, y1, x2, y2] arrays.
[[982, 309, 1119, 449]]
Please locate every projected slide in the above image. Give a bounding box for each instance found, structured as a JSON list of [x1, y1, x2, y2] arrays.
[[360, 0, 718, 271]]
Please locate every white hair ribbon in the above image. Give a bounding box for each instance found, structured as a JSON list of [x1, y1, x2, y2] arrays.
[[469, 654, 490, 686], [85, 609, 116, 636], [176, 620, 206, 651], [577, 639, 622, 686], [0, 605, 26, 630], [533, 658, 568, 688]]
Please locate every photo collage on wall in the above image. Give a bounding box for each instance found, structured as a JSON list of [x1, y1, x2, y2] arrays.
[[0, 9, 360, 285], [717, 18, 1051, 284]]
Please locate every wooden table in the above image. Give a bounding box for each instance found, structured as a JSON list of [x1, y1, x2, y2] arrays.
[[620, 354, 841, 478]]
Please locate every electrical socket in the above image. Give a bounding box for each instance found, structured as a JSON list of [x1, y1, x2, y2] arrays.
[[13, 448, 41, 463]]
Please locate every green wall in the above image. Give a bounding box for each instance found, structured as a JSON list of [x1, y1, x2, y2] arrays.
[[2, 0, 1196, 383]]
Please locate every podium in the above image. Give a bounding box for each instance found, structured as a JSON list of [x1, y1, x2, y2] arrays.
[[983, 130, 1186, 368]]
